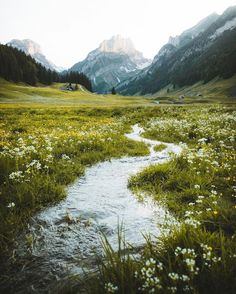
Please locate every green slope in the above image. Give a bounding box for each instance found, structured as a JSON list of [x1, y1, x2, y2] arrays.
[[0, 79, 151, 107], [153, 75, 236, 104]]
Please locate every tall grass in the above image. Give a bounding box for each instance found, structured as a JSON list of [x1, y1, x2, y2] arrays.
[[86, 226, 141, 294], [82, 224, 236, 294]]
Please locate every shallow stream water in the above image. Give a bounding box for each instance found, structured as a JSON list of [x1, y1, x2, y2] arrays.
[[2, 125, 181, 293]]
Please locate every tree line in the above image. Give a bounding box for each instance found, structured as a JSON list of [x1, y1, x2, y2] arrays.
[[60, 71, 92, 92], [0, 44, 92, 91]]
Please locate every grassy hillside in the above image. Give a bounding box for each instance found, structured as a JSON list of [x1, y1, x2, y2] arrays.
[[0, 79, 151, 107], [154, 75, 236, 103]]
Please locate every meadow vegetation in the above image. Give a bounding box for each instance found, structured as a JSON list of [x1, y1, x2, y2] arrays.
[[0, 79, 151, 106], [155, 75, 236, 102], [0, 81, 235, 293], [0, 104, 151, 258], [153, 143, 167, 152], [89, 105, 236, 294]]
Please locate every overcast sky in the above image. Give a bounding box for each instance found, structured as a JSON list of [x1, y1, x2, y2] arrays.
[[0, 0, 235, 68]]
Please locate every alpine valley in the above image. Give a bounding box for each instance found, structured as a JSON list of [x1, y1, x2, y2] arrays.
[[1, 3, 236, 294], [4, 6, 236, 95]]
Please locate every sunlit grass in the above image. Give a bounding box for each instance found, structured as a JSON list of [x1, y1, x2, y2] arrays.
[[155, 75, 236, 103], [153, 143, 167, 152], [0, 79, 152, 106]]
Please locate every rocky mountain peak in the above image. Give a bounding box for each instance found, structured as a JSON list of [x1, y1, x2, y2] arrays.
[[8, 39, 42, 55], [69, 35, 151, 93], [97, 35, 150, 67], [98, 35, 136, 55]]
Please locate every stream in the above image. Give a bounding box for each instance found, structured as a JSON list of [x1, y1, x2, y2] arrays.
[[1, 125, 182, 293]]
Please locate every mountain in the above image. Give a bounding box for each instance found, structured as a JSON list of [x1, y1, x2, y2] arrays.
[[7, 39, 64, 72], [118, 6, 236, 95], [69, 35, 151, 93], [168, 13, 219, 48]]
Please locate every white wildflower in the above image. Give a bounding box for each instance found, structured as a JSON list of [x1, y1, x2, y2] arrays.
[[7, 202, 15, 208], [104, 282, 118, 293], [61, 154, 70, 160], [9, 171, 24, 182], [168, 272, 179, 281]]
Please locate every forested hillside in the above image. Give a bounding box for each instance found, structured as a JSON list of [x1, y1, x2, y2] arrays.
[[0, 44, 92, 91]]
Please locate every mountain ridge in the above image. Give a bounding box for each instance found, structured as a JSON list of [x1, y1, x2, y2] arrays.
[[117, 6, 236, 95], [168, 13, 219, 48]]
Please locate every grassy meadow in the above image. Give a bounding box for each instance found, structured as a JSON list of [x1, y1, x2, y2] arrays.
[[0, 80, 236, 293], [0, 78, 152, 106]]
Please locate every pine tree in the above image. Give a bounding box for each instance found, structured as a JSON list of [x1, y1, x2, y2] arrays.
[[111, 87, 116, 95]]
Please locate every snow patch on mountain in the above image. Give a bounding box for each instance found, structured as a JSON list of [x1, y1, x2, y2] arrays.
[[136, 60, 152, 69], [120, 66, 136, 73]]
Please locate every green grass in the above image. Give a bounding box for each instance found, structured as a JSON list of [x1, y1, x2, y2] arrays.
[[1, 80, 236, 293], [154, 143, 167, 152], [0, 79, 152, 107], [87, 225, 236, 294], [154, 75, 236, 104], [1, 77, 235, 108]]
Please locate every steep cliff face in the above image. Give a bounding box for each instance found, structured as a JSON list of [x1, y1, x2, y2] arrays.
[[69, 35, 151, 93], [7, 39, 64, 72], [118, 6, 236, 95]]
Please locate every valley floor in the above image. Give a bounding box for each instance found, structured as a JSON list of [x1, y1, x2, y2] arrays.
[[0, 81, 235, 293], [0, 79, 151, 107]]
